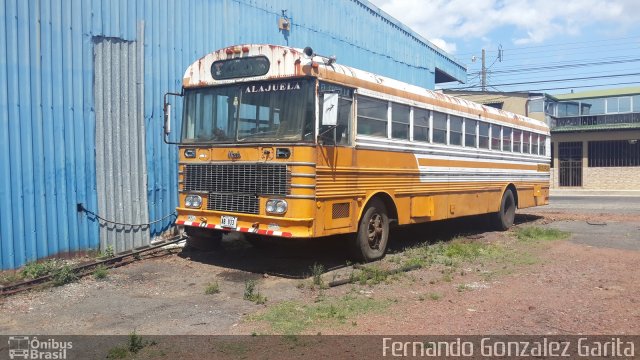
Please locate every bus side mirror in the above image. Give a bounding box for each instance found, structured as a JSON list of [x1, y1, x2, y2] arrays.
[[163, 103, 171, 135], [322, 93, 338, 126], [163, 91, 183, 142]]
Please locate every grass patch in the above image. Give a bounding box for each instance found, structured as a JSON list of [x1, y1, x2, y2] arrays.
[[51, 264, 78, 286], [20, 260, 78, 286], [401, 237, 506, 271], [0, 271, 23, 285], [205, 281, 220, 295], [244, 280, 267, 304], [106, 331, 155, 359], [254, 294, 389, 334], [21, 260, 61, 279], [93, 264, 109, 280], [356, 265, 392, 285], [515, 226, 570, 243], [429, 292, 442, 301]]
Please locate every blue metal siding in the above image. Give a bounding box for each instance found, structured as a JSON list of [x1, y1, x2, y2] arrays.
[[0, 0, 465, 269]]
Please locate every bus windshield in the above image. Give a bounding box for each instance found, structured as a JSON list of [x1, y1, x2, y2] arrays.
[[181, 79, 315, 143]]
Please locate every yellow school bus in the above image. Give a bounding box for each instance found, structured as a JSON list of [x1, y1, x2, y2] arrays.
[[164, 44, 550, 261]]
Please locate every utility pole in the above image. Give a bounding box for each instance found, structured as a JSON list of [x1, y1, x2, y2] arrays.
[[481, 48, 486, 92]]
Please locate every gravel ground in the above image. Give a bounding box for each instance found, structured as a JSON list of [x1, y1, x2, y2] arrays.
[[1, 198, 639, 336]]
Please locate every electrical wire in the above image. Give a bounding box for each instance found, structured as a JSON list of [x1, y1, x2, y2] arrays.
[[455, 35, 640, 56], [467, 56, 640, 75], [78, 204, 177, 228], [516, 80, 640, 93]]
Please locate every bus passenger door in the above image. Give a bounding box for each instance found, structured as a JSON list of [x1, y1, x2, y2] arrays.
[[317, 84, 356, 231]]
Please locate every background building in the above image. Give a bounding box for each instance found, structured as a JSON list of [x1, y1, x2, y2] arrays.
[[550, 87, 640, 190], [444, 88, 640, 190], [0, 0, 465, 269], [441, 90, 554, 124]]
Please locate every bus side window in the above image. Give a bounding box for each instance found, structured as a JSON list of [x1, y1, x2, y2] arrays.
[[432, 111, 447, 144], [357, 96, 387, 138]]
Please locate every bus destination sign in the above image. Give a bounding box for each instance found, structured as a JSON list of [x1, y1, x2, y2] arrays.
[[211, 56, 270, 80]]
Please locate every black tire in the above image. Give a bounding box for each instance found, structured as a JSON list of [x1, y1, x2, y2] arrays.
[[185, 227, 223, 251], [350, 198, 390, 262], [492, 189, 516, 230]]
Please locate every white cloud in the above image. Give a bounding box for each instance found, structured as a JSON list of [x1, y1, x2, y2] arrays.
[[430, 38, 457, 53], [370, 0, 640, 48]]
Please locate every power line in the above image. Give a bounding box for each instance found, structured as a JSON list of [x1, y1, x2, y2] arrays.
[[439, 80, 640, 93], [444, 72, 640, 90], [519, 81, 640, 93], [467, 56, 640, 74], [455, 35, 640, 56], [487, 66, 640, 80]]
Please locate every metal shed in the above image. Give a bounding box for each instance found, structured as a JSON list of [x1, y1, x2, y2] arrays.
[[0, 0, 466, 269]]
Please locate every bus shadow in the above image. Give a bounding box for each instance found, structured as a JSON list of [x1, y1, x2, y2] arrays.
[[179, 213, 542, 279], [387, 213, 542, 253], [178, 232, 353, 279]]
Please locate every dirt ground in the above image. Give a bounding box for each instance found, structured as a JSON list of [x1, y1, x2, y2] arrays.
[[1, 198, 639, 336]]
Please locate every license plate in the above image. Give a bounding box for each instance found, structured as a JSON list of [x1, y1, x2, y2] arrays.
[[220, 215, 237, 229]]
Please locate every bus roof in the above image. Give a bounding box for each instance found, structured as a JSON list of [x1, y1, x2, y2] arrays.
[[183, 44, 549, 132]]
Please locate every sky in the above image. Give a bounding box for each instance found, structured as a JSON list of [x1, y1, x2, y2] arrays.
[[368, 0, 640, 95]]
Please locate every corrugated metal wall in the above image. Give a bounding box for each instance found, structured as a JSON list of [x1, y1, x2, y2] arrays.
[[94, 24, 151, 253], [0, 0, 466, 270], [1, 0, 99, 269]]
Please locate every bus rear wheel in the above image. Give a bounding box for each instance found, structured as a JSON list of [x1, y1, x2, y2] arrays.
[[492, 189, 516, 230], [350, 199, 389, 262], [185, 227, 222, 251]]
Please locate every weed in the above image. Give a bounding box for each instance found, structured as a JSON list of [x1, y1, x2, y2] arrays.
[[357, 265, 391, 285], [401, 256, 427, 269], [51, 264, 78, 286], [21, 260, 60, 279], [128, 331, 146, 353], [310, 263, 325, 287], [429, 292, 442, 300], [516, 227, 570, 243], [417, 294, 426, 301], [205, 281, 220, 295], [296, 282, 305, 289], [0, 272, 23, 285], [244, 280, 267, 304], [106, 346, 128, 359], [93, 264, 108, 280], [254, 294, 389, 334], [456, 284, 469, 292], [106, 331, 154, 359], [105, 245, 115, 258]]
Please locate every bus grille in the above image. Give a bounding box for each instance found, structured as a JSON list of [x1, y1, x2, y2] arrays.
[[184, 163, 290, 214], [207, 193, 259, 214]]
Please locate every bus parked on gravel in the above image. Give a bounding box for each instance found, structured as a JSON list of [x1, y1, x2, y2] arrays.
[[163, 44, 550, 262]]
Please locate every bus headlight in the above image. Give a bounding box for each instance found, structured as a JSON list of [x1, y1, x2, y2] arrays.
[[266, 199, 287, 214], [185, 195, 202, 209]]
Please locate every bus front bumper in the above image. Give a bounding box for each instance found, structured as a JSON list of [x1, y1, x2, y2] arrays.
[[175, 208, 315, 238]]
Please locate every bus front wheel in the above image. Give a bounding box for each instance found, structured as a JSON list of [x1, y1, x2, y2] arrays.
[[492, 189, 516, 230], [350, 199, 389, 262]]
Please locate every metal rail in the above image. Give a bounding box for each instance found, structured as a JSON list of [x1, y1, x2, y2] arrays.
[[0, 235, 187, 296]]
